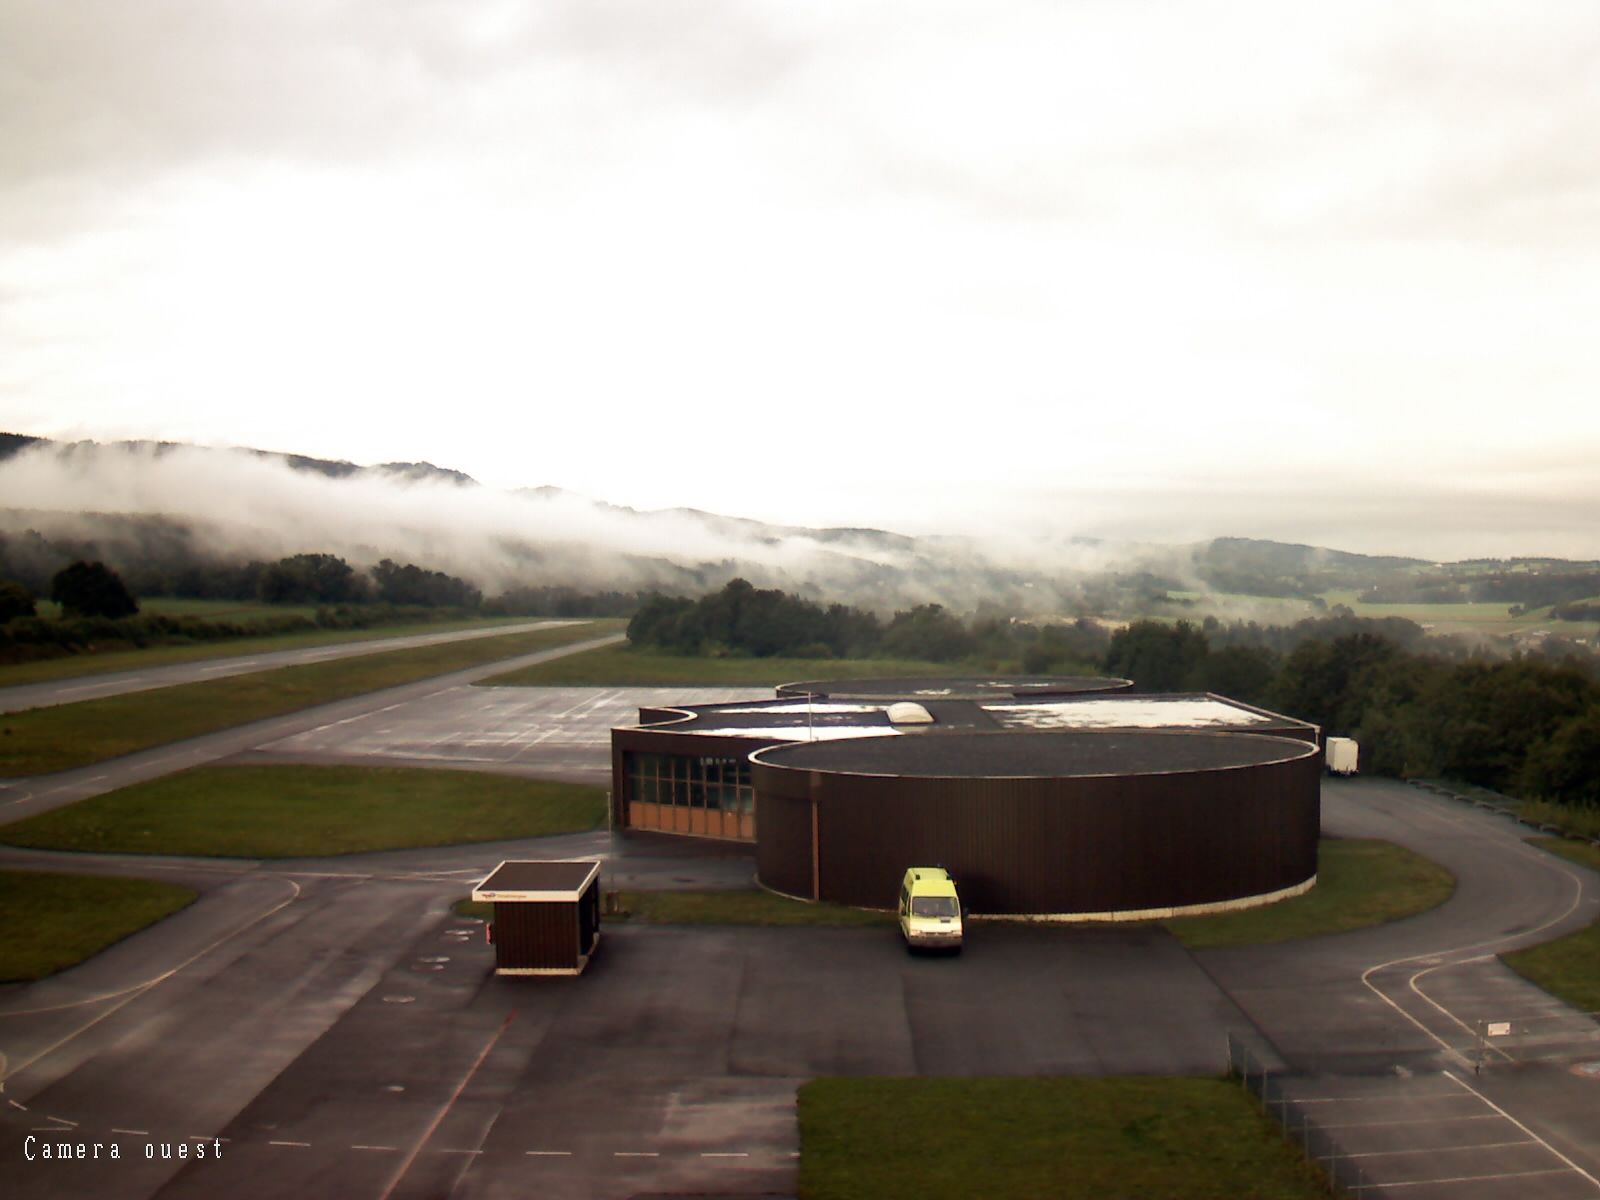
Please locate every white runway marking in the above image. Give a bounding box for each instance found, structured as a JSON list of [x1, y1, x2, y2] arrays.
[[1441, 1070, 1600, 1190]]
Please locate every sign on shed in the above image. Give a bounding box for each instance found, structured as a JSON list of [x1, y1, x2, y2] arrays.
[[473, 860, 602, 976]]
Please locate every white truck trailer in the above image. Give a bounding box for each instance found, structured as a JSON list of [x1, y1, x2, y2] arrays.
[[1325, 736, 1359, 776]]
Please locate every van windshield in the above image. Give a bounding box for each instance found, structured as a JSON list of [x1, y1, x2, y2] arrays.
[[911, 896, 958, 918]]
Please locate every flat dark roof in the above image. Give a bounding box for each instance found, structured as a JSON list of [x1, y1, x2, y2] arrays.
[[752, 730, 1318, 778], [633, 692, 1312, 740], [474, 860, 600, 900], [775, 675, 1131, 701]]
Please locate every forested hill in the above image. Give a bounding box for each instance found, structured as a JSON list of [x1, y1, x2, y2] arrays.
[[4, 431, 1599, 618], [0, 432, 474, 487]]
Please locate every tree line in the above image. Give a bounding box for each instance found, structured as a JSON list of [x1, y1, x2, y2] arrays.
[[0, 552, 645, 666], [629, 581, 1600, 811], [1104, 619, 1599, 807]]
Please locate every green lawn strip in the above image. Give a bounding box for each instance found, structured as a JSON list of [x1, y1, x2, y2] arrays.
[[0, 869, 197, 982], [135, 598, 322, 619], [0, 621, 621, 776], [1164, 839, 1455, 949], [0, 614, 547, 688], [478, 644, 959, 687], [1530, 837, 1600, 873], [1505, 838, 1600, 1016], [1518, 801, 1600, 841], [1502, 923, 1600, 1016], [798, 1077, 1328, 1200], [0, 765, 606, 857], [614, 888, 893, 926]]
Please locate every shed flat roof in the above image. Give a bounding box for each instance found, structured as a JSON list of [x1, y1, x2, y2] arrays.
[[474, 860, 600, 901], [752, 730, 1318, 778]]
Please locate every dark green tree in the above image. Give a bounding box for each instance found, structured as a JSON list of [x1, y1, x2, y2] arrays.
[[1103, 620, 1208, 692], [1271, 632, 1403, 733], [371, 559, 481, 608], [258, 554, 366, 605], [627, 593, 697, 650], [1519, 706, 1600, 807], [1190, 644, 1280, 707], [882, 604, 975, 662], [1409, 659, 1598, 790], [0, 578, 35, 623], [50, 560, 138, 619]]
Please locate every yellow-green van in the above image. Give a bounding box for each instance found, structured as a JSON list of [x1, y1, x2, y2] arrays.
[[898, 866, 963, 953]]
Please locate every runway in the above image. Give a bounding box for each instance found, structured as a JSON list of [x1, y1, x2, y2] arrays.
[[0, 620, 590, 715]]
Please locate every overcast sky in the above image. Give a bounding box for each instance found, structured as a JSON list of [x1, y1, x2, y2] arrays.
[[2, 1, 1597, 559]]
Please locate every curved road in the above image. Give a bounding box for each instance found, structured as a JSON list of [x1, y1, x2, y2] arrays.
[[0, 619, 593, 715]]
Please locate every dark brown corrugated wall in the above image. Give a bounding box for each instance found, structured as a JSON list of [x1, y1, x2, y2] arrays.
[[752, 755, 1320, 916], [755, 787, 815, 900], [494, 900, 578, 971]]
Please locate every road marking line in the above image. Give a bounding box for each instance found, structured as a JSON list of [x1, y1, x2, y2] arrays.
[[1319, 1114, 1505, 1130], [1367, 1167, 1578, 1189], [270, 1140, 311, 1147], [437, 1148, 483, 1155], [1355, 792, 1593, 1059], [45, 1115, 77, 1126], [0, 876, 303, 1030], [526, 1150, 573, 1157], [353, 1145, 397, 1152], [1331, 1139, 1538, 1159], [702, 1151, 750, 1158], [614, 1151, 660, 1158], [112, 1128, 149, 1136], [1442, 1070, 1600, 1189], [1290, 1093, 1473, 1104], [8, 1100, 28, 1111], [378, 1010, 515, 1200]]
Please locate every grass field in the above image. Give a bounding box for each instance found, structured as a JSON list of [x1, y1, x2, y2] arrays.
[[0, 611, 537, 688], [0, 765, 607, 857], [479, 643, 958, 687], [139, 597, 324, 620], [1318, 590, 1600, 639], [0, 869, 197, 982], [1164, 839, 1455, 949], [798, 1077, 1327, 1200], [0, 620, 621, 777]]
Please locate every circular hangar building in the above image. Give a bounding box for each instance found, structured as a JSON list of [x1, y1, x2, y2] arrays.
[[750, 730, 1321, 920]]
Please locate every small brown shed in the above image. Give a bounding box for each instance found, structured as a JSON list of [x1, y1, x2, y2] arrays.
[[473, 860, 602, 976]]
